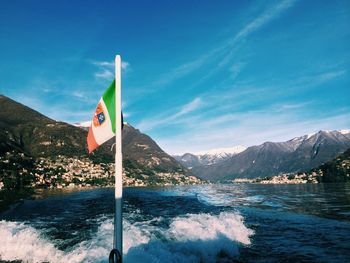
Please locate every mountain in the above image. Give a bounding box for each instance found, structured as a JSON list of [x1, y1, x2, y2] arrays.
[[0, 95, 188, 176], [192, 130, 350, 181], [0, 95, 94, 159], [122, 124, 185, 173], [173, 146, 246, 168]]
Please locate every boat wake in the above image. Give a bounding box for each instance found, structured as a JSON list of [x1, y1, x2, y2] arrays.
[[0, 212, 253, 263]]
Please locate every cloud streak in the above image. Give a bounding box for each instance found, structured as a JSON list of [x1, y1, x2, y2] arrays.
[[191, 0, 298, 88], [95, 69, 113, 80], [232, 0, 297, 43], [137, 97, 202, 131], [145, 0, 298, 90], [92, 60, 130, 80]]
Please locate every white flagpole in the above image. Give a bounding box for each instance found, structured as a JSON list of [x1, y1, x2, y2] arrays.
[[113, 55, 123, 262]]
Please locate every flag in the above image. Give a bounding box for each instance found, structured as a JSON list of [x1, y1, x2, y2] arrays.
[[87, 80, 116, 153]]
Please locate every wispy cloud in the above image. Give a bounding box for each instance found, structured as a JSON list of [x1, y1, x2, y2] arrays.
[[121, 61, 130, 71], [123, 112, 131, 118], [92, 60, 130, 80], [232, 0, 297, 43], [275, 102, 312, 111], [192, 0, 298, 87], [144, 0, 297, 90], [316, 70, 346, 83], [229, 62, 246, 79], [272, 69, 348, 93], [93, 61, 114, 67], [95, 69, 114, 80], [215, 67, 346, 103], [137, 97, 202, 131], [72, 91, 85, 99], [150, 56, 212, 88], [176, 97, 202, 116], [93, 60, 130, 70]]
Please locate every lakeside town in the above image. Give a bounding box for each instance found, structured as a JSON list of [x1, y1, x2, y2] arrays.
[[233, 172, 320, 184], [0, 151, 203, 191], [0, 151, 325, 193]]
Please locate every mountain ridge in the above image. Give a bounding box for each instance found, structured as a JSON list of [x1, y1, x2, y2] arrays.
[[173, 146, 246, 168], [189, 130, 350, 181]]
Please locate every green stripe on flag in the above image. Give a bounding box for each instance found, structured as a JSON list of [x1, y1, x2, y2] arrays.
[[102, 80, 116, 133]]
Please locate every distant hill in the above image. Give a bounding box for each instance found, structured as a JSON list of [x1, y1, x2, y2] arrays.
[[0, 95, 187, 176], [191, 130, 350, 181]]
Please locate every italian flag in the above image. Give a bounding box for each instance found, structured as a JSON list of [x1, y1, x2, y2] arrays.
[[87, 80, 116, 153]]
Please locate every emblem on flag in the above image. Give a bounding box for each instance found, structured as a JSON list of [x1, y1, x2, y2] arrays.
[[87, 80, 116, 153], [93, 103, 106, 127]]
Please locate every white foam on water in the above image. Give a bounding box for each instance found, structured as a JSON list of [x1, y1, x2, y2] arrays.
[[0, 212, 253, 263], [124, 212, 254, 263], [168, 212, 252, 245], [0, 220, 65, 262]]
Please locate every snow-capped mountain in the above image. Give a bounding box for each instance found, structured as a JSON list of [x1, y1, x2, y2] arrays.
[[72, 121, 91, 131], [193, 146, 247, 156], [192, 130, 350, 181], [73, 121, 91, 128], [173, 146, 246, 168]]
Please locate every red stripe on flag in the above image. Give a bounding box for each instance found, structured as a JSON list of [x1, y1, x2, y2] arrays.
[[87, 126, 99, 153]]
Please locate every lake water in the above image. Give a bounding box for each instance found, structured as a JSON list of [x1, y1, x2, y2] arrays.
[[1, 183, 350, 262]]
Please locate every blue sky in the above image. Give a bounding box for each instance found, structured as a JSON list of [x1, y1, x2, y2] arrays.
[[0, 0, 349, 154]]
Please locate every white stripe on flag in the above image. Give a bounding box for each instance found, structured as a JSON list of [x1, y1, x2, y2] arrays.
[[91, 98, 115, 145]]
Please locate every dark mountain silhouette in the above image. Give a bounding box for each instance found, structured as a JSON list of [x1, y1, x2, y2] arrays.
[[0, 95, 186, 174], [314, 147, 350, 183]]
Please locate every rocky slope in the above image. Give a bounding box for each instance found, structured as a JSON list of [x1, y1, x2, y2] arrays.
[[0, 95, 101, 159], [0, 95, 192, 187]]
